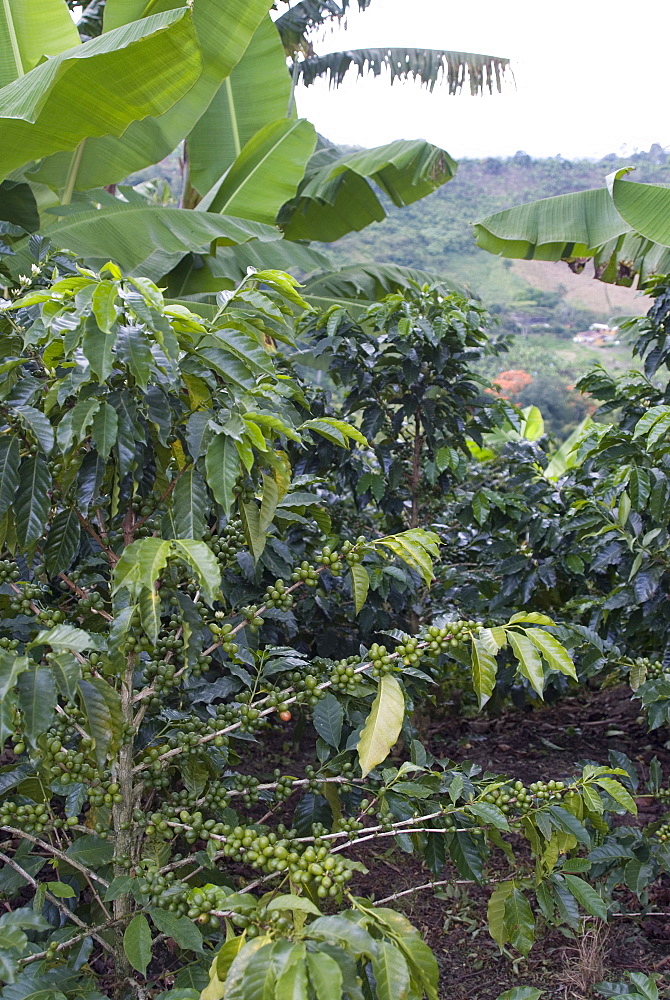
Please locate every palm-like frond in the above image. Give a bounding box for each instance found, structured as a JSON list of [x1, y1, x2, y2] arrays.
[[275, 0, 374, 55], [295, 46, 509, 93]]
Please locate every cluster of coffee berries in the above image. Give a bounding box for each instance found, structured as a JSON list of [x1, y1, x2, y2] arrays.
[[187, 886, 294, 937], [132, 789, 231, 843], [36, 607, 67, 628], [163, 716, 230, 753], [481, 781, 534, 815], [38, 733, 103, 786], [187, 782, 231, 817], [424, 621, 481, 655], [88, 779, 123, 808], [654, 821, 670, 843], [336, 815, 365, 839], [632, 656, 666, 680], [229, 774, 261, 807], [217, 825, 353, 899], [207, 519, 247, 565], [271, 770, 295, 802], [328, 655, 364, 695], [137, 745, 171, 788], [317, 546, 342, 576], [394, 634, 423, 667], [341, 538, 366, 566], [290, 671, 324, 708], [132, 500, 166, 539], [262, 579, 294, 612], [290, 561, 320, 586], [239, 606, 265, 632], [0, 799, 51, 833], [528, 779, 567, 801], [369, 644, 396, 678], [140, 619, 213, 708], [137, 864, 191, 915], [264, 691, 293, 718], [235, 702, 263, 735], [76, 591, 107, 614], [0, 559, 19, 584], [8, 583, 43, 615], [185, 884, 227, 926], [209, 619, 240, 658]]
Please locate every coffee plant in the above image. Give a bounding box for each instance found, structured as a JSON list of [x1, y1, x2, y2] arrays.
[[0, 245, 660, 1000]]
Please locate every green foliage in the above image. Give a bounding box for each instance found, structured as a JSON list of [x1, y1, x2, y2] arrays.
[[0, 250, 595, 1000], [474, 167, 670, 288], [0, 0, 472, 304], [0, 243, 660, 998]]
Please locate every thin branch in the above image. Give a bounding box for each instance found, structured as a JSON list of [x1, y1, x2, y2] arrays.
[[0, 826, 110, 888], [134, 634, 428, 773], [132, 568, 327, 707], [19, 916, 128, 967], [376, 877, 486, 905], [0, 851, 115, 955], [74, 509, 119, 565], [58, 572, 113, 622], [133, 463, 191, 531]]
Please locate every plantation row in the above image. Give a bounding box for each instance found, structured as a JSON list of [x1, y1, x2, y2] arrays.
[[2, 0, 670, 997], [0, 242, 667, 999]]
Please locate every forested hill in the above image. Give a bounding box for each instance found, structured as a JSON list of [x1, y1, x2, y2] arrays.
[[326, 146, 670, 321]]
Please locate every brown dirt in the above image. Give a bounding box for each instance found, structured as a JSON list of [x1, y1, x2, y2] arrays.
[[242, 686, 670, 998], [511, 260, 649, 318], [348, 687, 670, 999]]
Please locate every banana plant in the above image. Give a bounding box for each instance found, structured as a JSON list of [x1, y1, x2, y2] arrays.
[[474, 168, 670, 287], [0, 0, 505, 299], [273, 0, 509, 94]]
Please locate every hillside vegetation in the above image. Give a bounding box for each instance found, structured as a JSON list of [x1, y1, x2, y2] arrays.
[[329, 147, 670, 321], [326, 147, 670, 435]]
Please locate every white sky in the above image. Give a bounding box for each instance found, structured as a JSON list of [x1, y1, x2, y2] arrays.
[[294, 0, 670, 159]]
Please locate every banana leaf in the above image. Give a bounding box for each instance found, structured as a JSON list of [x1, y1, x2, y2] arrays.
[[295, 46, 509, 94], [301, 262, 465, 312], [163, 241, 331, 296], [103, 0, 185, 31], [474, 187, 629, 261], [28, 0, 272, 192], [0, 9, 200, 183], [201, 118, 317, 223], [0, 180, 39, 230], [275, 0, 374, 56], [28, 204, 279, 277], [610, 170, 670, 248], [279, 139, 457, 242], [187, 16, 292, 197], [0, 0, 80, 87], [474, 176, 670, 286]]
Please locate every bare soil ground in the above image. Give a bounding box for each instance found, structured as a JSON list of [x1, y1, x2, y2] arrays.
[[344, 687, 670, 999], [511, 260, 649, 318]]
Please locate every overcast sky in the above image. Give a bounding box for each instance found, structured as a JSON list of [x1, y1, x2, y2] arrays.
[[294, 0, 669, 159]]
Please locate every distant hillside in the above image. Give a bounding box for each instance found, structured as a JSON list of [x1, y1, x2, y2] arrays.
[[327, 148, 670, 328], [324, 146, 670, 438], [132, 145, 669, 439]]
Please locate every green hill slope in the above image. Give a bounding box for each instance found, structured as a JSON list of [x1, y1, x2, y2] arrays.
[[325, 148, 670, 437], [328, 149, 670, 325]]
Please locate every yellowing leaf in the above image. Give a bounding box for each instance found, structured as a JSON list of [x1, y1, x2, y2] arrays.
[[350, 563, 369, 614], [358, 674, 404, 777]]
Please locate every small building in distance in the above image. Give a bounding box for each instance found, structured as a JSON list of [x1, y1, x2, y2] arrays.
[[572, 323, 620, 346]]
